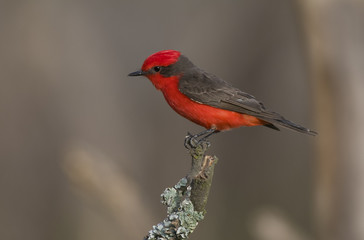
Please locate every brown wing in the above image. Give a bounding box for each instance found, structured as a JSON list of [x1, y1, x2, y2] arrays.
[[178, 70, 317, 135]]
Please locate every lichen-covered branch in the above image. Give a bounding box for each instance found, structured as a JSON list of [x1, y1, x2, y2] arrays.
[[144, 141, 218, 240]]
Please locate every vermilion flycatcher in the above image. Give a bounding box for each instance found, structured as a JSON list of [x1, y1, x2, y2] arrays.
[[129, 50, 317, 142]]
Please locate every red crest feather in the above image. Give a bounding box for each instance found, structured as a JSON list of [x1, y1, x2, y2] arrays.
[[141, 50, 181, 71]]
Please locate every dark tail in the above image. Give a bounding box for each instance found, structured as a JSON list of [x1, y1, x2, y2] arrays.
[[261, 114, 317, 136]]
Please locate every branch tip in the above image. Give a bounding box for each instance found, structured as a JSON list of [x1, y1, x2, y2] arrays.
[[144, 140, 217, 240]]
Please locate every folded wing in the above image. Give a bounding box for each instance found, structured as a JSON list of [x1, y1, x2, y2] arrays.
[[178, 69, 317, 135]]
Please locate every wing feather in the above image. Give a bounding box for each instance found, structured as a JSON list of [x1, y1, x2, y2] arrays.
[[178, 69, 317, 135], [178, 70, 273, 117]]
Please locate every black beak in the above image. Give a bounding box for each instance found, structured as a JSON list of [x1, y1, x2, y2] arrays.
[[128, 70, 145, 77]]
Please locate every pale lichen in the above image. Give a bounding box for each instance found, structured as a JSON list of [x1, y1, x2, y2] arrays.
[[144, 139, 217, 240], [144, 177, 204, 240]]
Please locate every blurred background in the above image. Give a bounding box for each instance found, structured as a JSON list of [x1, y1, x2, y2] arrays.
[[1, 0, 363, 240]]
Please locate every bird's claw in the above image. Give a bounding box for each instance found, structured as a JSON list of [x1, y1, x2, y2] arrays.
[[184, 132, 198, 149], [184, 132, 211, 149]]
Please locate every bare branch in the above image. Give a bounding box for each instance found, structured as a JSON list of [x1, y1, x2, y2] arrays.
[[144, 141, 218, 240]]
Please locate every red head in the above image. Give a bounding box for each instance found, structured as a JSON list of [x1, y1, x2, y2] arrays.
[[141, 50, 181, 72], [129, 50, 193, 90]]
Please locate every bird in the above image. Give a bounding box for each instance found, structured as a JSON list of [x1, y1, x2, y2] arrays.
[[128, 50, 317, 145]]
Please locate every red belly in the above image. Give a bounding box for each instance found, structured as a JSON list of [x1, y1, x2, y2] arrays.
[[162, 86, 265, 131]]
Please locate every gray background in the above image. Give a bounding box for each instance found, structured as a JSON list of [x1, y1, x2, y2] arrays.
[[1, 1, 362, 240]]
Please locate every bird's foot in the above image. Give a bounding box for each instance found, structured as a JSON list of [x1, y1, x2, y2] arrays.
[[184, 132, 211, 150]]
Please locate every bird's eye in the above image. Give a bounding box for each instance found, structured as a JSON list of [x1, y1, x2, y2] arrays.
[[153, 66, 161, 72]]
